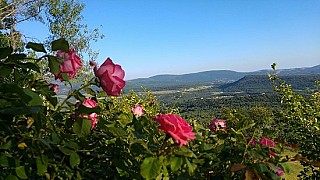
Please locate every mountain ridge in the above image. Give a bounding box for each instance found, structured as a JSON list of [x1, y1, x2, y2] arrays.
[[129, 64, 320, 83], [124, 64, 320, 92]]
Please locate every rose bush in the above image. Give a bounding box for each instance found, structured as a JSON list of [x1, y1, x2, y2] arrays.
[[2, 39, 313, 179]]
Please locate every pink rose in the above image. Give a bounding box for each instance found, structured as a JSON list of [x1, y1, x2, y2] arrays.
[[90, 58, 125, 96], [259, 137, 275, 148], [208, 119, 226, 132], [250, 139, 257, 146], [79, 98, 99, 129], [55, 49, 82, 81], [269, 150, 276, 157], [49, 83, 59, 93], [132, 105, 144, 117], [155, 114, 196, 147], [276, 167, 284, 176], [82, 98, 98, 108], [245, 137, 257, 146], [82, 113, 99, 129]]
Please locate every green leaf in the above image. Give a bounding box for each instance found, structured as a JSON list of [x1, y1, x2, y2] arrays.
[[51, 133, 60, 144], [47, 95, 58, 107], [36, 156, 48, 176], [267, 162, 278, 172], [140, 157, 161, 180], [70, 152, 80, 168], [58, 147, 74, 155], [8, 54, 27, 61], [84, 87, 96, 96], [0, 47, 13, 59], [279, 163, 290, 173], [61, 73, 69, 81], [170, 157, 183, 172], [48, 55, 61, 75], [0, 155, 9, 167], [73, 119, 92, 137], [0, 155, 19, 167], [22, 88, 43, 106], [15, 166, 28, 179], [0, 64, 13, 77], [74, 90, 85, 101], [258, 163, 269, 172], [26, 42, 46, 53], [51, 38, 69, 51], [117, 113, 133, 128], [108, 127, 127, 137], [175, 146, 196, 158], [185, 158, 196, 175], [5, 174, 18, 180], [16, 62, 39, 72], [77, 105, 100, 114], [0, 140, 12, 149]]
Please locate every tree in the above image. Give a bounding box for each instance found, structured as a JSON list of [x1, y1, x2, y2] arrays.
[[0, 0, 103, 60]]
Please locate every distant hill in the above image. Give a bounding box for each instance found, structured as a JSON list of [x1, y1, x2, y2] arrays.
[[219, 74, 320, 94], [126, 64, 320, 92]]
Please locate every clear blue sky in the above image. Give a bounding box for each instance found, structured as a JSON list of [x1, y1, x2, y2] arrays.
[[19, 0, 320, 80]]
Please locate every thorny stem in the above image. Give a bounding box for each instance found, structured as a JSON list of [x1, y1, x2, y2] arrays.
[[54, 77, 96, 113], [158, 134, 171, 156], [241, 129, 257, 164]]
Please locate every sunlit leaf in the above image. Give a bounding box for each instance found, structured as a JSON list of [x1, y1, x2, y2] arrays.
[[36, 156, 48, 176], [15, 166, 28, 179], [170, 157, 183, 172], [117, 113, 133, 128], [140, 157, 161, 180]]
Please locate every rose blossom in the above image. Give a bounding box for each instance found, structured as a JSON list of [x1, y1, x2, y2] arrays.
[[82, 98, 98, 108], [155, 114, 196, 147], [79, 98, 99, 129], [245, 137, 257, 146], [132, 105, 144, 117], [208, 119, 226, 132], [276, 167, 284, 176], [259, 137, 275, 148], [82, 113, 99, 129], [269, 150, 276, 157], [55, 49, 82, 81], [49, 83, 59, 93], [90, 58, 125, 96]]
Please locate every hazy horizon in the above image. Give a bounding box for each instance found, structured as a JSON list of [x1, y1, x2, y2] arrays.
[[127, 63, 320, 80]]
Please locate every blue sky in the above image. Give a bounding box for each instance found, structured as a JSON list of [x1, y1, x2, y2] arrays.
[[18, 0, 320, 80]]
